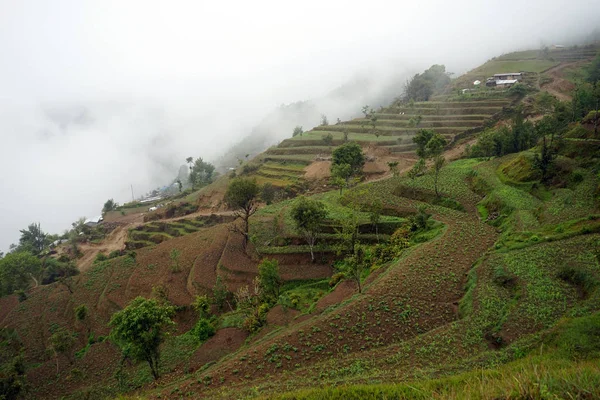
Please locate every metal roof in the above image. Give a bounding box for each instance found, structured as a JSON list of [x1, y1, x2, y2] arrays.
[[493, 73, 522, 77], [496, 79, 518, 84]]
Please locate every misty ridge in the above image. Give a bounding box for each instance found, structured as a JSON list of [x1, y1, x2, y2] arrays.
[[1, 0, 600, 252]]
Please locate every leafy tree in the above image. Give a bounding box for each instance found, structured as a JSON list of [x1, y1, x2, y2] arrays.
[[320, 114, 329, 126], [212, 275, 231, 312], [102, 199, 118, 214], [332, 142, 365, 177], [290, 197, 328, 262], [0, 354, 25, 400], [587, 53, 600, 84], [413, 129, 447, 159], [387, 161, 399, 177], [234, 277, 267, 332], [409, 205, 431, 231], [258, 259, 281, 303], [331, 163, 352, 195], [190, 319, 215, 342], [369, 200, 383, 242], [261, 183, 276, 205], [404, 65, 451, 101], [192, 295, 210, 318], [224, 178, 260, 246], [189, 157, 215, 190], [0, 252, 41, 297], [361, 105, 370, 118], [17, 223, 48, 255], [433, 154, 446, 197], [322, 132, 334, 146], [75, 304, 88, 321], [109, 297, 175, 380], [176, 179, 183, 193], [343, 130, 349, 142], [48, 328, 75, 373], [337, 245, 369, 293], [292, 126, 304, 137], [408, 158, 426, 181], [334, 212, 360, 256], [533, 116, 562, 182], [169, 249, 181, 273]]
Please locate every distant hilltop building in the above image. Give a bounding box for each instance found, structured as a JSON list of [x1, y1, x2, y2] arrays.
[[485, 72, 523, 88], [84, 216, 103, 227]]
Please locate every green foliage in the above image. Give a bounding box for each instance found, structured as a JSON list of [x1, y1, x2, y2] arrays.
[[17, 223, 49, 255], [169, 249, 181, 273], [404, 64, 451, 101], [0, 354, 25, 400], [190, 319, 215, 342], [102, 199, 118, 214], [320, 114, 329, 126], [413, 129, 447, 159], [409, 206, 431, 231], [258, 259, 282, 304], [336, 245, 370, 293], [470, 109, 538, 158], [586, 53, 600, 84], [188, 157, 215, 189], [192, 295, 211, 318], [261, 183, 276, 205], [212, 276, 230, 312], [321, 132, 333, 146], [331, 163, 352, 194], [225, 178, 260, 243], [292, 126, 304, 137], [290, 197, 328, 261], [332, 142, 365, 177], [75, 304, 88, 321], [109, 297, 175, 380], [0, 251, 41, 297]]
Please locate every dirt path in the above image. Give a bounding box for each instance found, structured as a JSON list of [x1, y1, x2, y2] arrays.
[[76, 224, 131, 271], [539, 61, 583, 101]]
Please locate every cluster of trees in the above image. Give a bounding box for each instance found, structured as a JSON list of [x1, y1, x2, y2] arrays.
[[410, 129, 448, 196], [330, 142, 365, 194], [0, 223, 79, 298], [404, 65, 451, 102], [186, 156, 215, 190]]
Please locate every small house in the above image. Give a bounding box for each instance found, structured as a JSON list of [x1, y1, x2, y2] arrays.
[[495, 79, 518, 89], [84, 216, 104, 227], [493, 73, 522, 81]]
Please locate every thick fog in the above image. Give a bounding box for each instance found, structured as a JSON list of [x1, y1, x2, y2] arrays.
[[0, 0, 599, 251]]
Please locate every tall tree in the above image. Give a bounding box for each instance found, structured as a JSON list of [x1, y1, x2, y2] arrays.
[[189, 157, 215, 190], [332, 142, 365, 177], [224, 178, 260, 246], [292, 126, 304, 137], [18, 223, 48, 255], [258, 259, 282, 303], [102, 199, 118, 214], [109, 297, 175, 380], [0, 251, 41, 297], [338, 245, 369, 293], [290, 197, 328, 262]]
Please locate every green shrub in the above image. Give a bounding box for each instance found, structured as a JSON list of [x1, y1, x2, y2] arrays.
[[191, 319, 215, 342], [328, 273, 345, 288]]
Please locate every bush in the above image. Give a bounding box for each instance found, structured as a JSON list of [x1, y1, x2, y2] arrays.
[[190, 318, 216, 342], [94, 253, 107, 263], [328, 272, 345, 288]]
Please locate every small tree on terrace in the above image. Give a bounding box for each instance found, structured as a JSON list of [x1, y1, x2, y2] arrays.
[[320, 114, 329, 126], [290, 197, 328, 262], [413, 129, 447, 196], [224, 178, 260, 246], [331, 163, 352, 195], [433, 154, 445, 197], [338, 245, 369, 293], [109, 297, 175, 380], [292, 126, 304, 137], [48, 328, 75, 374], [332, 142, 365, 180], [102, 199, 118, 214], [258, 259, 282, 303]]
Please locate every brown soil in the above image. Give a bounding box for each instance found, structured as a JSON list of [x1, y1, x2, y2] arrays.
[[76, 223, 133, 271], [266, 305, 300, 326], [314, 280, 357, 313], [187, 328, 248, 372], [540, 61, 582, 102], [304, 161, 331, 179]]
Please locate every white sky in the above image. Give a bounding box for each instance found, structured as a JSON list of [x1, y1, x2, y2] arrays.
[[0, 0, 599, 251]]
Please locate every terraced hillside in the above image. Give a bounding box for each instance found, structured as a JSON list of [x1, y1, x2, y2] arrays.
[[253, 98, 512, 188]]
